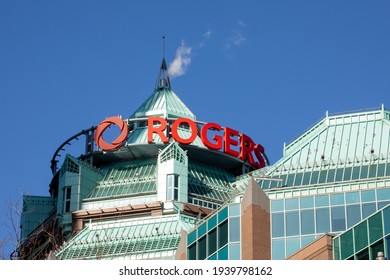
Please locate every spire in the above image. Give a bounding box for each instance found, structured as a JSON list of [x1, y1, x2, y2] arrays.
[[156, 35, 171, 89]]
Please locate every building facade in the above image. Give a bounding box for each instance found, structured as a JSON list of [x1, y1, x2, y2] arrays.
[[17, 60, 390, 260]]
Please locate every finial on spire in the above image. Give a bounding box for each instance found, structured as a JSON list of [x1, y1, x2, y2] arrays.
[[162, 34, 166, 59], [155, 34, 171, 89]]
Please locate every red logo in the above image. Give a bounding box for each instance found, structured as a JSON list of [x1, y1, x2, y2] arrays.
[[94, 116, 128, 151]]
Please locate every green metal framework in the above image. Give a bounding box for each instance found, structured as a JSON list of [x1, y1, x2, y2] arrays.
[[87, 159, 157, 199], [55, 215, 192, 260]]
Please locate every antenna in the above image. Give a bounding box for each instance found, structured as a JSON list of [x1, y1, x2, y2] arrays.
[[162, 34, 166, 59]]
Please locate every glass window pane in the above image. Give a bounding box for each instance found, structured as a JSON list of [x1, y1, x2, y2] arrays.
[[386, 236, 390, 260], [310, 171, 319, 184], [335, 168, 343, 181], [316, 208, 330, 233], [272, 213, 285, 238], [354, 220, 368, 252], [327, 169, 335, 183], [302, 172, 311, 185], [370, 240, 384, 260], [384, 206, 390, 234], [301, 235, 315, 247], [218, 221, 228, 249], [360, 166, 368, 179], [333, 237, 340, 260], [294, 173, 303, 186], [343, 167, 352, 181], [208, 215, 217, 230], [378, 201, 390, 210], [315, 195, 329, 207], [229, 243, 240, 260], [261, 180, 270, 189], [377, 188, 390, 201], [198, 223, 206, 238], [188, 243, 196, 260], [229, 217, 240, 242], [330, 193, 344, 205], [217, 245, 228, 260], [229, 204, 240, 216], [377, 164, 385, 177], [286, 174, 294, 186], [272, 239, 285, 260], [331, 206, 346, 232], [285, 198, 299, 210], [369, 164, 377, 178], [347, 204, 361, 228], [356, 248, 369, 260], [218, 207, 228, 223], [340, 229, 354, 259], [301, 210, 315, 235], [286, 237, 300, 258], [208, 253, 217, 260], [362, 203, 376, 219], [286, 212, 299, 236], [300, 196, 314, 209], [198, 236, 206, 260], [271, 200, 284, 212], [270, 181, 278, 188], [188, 231, 196, 245], [208, 229, 217, 256], [319, 170, 327, 183], [346, 192, 360, 204], [280, 175, 287, 186], [369, 213, 383, 243], [361, 190, 376, 202], [352, 166, 360, 180]]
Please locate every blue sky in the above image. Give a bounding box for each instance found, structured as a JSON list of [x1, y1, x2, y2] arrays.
[[0, 1, 389, 257]]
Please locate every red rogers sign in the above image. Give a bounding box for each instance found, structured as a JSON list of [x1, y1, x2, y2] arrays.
[[148, 117, 266, 169], [95, 116, 267, 169]]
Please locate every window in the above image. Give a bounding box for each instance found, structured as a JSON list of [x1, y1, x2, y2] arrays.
[[331, 206, 346, 232], [369, 213, 383, 243], [300, 196, 314, 209], [340, 230, 354, 259], [218, 221, 228, 249], [354, 221, 368, 252], [346, 204, 361, 228], [272, 239, 285, 260], [198, 236, 206, 260], [272, 213, 285, 238], [271, 200, 284, 212], [188, 243, 196, 260], [316, 207, 330, 233], [167, 174, 179, 201], [286, 212, 299, 236], [301, 210, 315, 235], [63, 186, 71, 213], [285, 198, 299, 210], [315, 195, 329, 207], [362, 203, 376, 219], [229, 217, 240, 242], [208, 229, 217, 256], [286, 237, 300, 257]]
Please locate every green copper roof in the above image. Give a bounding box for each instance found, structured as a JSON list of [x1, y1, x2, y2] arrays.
[[129, 58, 196, 120], [87, 158, 157, 199], [188, 162, 235, 203], [129, 87, 196, 120], [258, 107, 390, 189], [55, 215, 184, 260]]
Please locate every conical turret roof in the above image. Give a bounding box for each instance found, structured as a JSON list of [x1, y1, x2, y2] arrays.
[[129, 59, 196, 120]]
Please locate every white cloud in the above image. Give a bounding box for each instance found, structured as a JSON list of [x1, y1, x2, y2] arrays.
[[224, 20, 247, 56], [168, 41, 192, 79]]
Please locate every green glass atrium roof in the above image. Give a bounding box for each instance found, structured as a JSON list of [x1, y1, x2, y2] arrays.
[[55, 215, 185, 260]]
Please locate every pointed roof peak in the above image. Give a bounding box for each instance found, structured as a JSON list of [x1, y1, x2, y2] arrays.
[[156, 35, 171, 89], [156, 58, 171, 89]]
